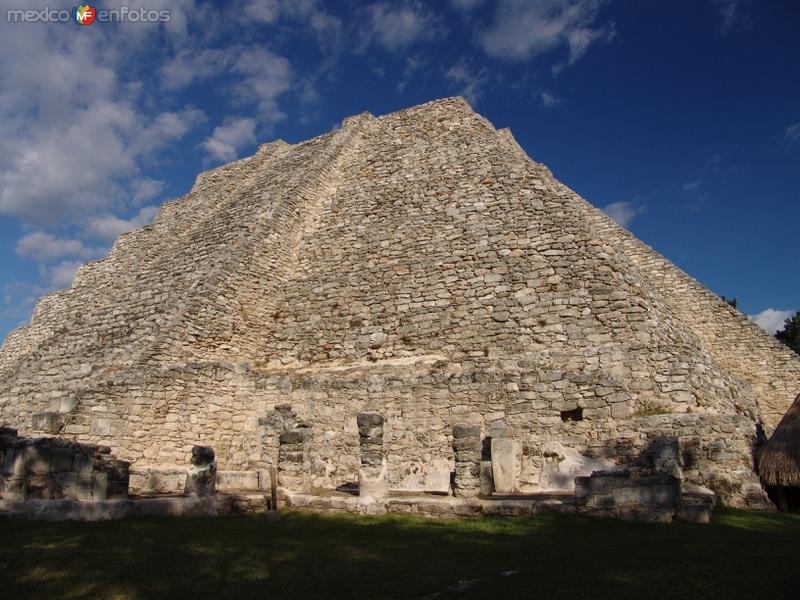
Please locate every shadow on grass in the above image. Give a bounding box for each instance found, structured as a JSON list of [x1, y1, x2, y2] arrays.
[[1, 508, 799, 600]]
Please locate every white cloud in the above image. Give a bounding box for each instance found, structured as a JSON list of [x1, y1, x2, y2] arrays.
[[784, 122, 800, 144], [682, 178, 703, 192], [364, 2, 441, 51], [445, 60, 490, 105], [603, 201, 643, 227], [539, 91, 562, 108], [0, 21, 205, 226], [308, 10, 344, 47], [235, 0, 340, 31], [42, 260, 84, 290], [708, 0, 752, 34], [131, 178, 166, 205], [86, 206, 160, 244], [133, 108, 207, 156], [15, 232, 99, 263], [202, 118, 258, 163], [478, 0, 614, 69], [0, 0, 344, 327], [450, 0, 487, 10], [397, 55, 428, 93], [160, 48, 234, 91], [750, 308, 793, 335], [1, 280, 48, 324], [238, 0, 282, 23], [161, 46, 292, 124], [231, 47, 292, 122]]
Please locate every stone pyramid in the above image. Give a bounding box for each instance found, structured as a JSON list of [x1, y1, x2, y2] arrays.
[[1, 97, 798, 506]]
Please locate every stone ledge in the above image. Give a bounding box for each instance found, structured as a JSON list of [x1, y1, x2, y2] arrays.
[[0, 496, 216, 521]]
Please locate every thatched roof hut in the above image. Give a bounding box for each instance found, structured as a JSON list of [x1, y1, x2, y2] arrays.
[[759, 394, 800, 487]]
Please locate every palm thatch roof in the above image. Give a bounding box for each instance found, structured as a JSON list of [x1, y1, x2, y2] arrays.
[[759, 394, 800, 487]]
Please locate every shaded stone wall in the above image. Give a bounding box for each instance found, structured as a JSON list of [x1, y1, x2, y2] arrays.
[[0, 428, 129, 501]]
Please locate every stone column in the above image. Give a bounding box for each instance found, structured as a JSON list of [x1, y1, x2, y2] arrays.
[[185, 445, 217, 497], [103, 459, 131, 499], [0, 427, 20, 499], [357, 412, 388, 501], [277, 427, 312, 492], [452, 424, 481, 497]]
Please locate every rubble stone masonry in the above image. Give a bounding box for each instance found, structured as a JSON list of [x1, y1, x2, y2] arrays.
[[1, 98, 797, 508]]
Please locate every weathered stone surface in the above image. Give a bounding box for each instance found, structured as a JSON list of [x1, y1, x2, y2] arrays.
[[397, 457, 451, 493], [538, 442, 616, 492], [30, 412, 65, 434], [216, 470, 261, 492], [185, 447, 217, 498], [576, 468, 683, 521], [452, 423, 481, 497], [480, 460, 494, 496], [0, 97, 797, 511], [129, 468, 186, 495], [491, 438, 520, 494], [0, 432, 128, 502], [278, 427, 312, 492], [0, 427, 17, 440], [190, 445, 216, 467], [357, 412, 388, 500]]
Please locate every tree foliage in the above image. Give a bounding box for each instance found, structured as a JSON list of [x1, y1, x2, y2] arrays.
[[721, 296, 738, 309], [775, 311, 800, 356]]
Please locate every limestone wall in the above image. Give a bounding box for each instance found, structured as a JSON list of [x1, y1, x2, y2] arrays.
[[0, 428, 129, 501], [570, 199, 800, 431], [0, 97, 796, 509]]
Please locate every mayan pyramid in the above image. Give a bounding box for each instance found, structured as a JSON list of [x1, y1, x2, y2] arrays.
[[1, 97, 798, 506]]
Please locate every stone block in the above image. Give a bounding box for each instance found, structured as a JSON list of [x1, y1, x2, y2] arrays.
[[190, 445, 216, 467], [397, 458, 451, 493], [76, 472, 94, 501], [186, 446, 217, 497], [217, 471, 260, 492], [2, 447, 22, 477], [356, 412, 384, 430], [2, 476, 25, 500], [73, 453, 94, 478], [53, 472, 78, 499], [51, 448, 74, 473], [0, 427, 18, 441], [31, 412, 66, 434], [452, 423, 481, 439], [104, 459, 130, 499], [491, 438, 519, 494], [358, 456, 389, 501], [90, 417, 113, 436], [538, 442, 616, 492], [93, 472, 108, 501], [279, 430, 308, 445], [480, 460, 494, 496], [452, 423, 482, 498], [27, 474, 55, 499], [23, 446, 52, 476]]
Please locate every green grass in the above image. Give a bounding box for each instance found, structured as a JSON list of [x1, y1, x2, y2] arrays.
[[0, 508, 798, 599]]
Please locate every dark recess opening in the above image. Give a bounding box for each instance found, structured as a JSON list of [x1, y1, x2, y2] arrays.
[[560, 407, 583, 422]]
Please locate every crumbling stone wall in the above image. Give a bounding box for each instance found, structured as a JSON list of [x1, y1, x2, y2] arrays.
[[0, 97, 797, 509], [0, 428, 129, 501]]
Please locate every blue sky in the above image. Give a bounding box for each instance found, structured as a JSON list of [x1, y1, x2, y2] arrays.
[[0, 0, 797, 342]]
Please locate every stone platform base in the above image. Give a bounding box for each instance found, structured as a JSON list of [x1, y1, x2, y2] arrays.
[[0, 488, 715, 523], [0, 495, 217, 521], [282, 490, 579, 518], [280, 489, 714, 523]]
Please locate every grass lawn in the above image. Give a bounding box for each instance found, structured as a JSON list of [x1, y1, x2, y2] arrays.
[[0, 508, 798, 600]]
